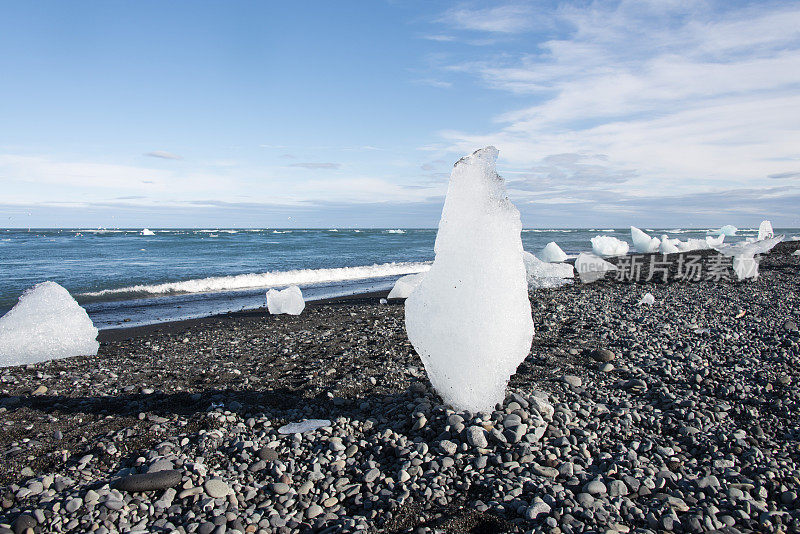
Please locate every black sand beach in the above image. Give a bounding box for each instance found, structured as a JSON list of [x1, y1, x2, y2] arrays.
[[1, 243, 799, 533]]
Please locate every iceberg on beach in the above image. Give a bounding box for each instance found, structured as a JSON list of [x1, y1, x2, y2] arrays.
[[388, 273, 425, 299], [710, 224, 737, 236], [523, 252, 573, 289], [659, 235, 680, 254], [758, 220, 774, 241], [575, 252, 617, 283], [266, 285, 305, 315], [591, 235, 629, 257], [713, 235, 784, 280], [630, 227, 660, 253], [0, 282, 99, 367], [140, 228, 155, 236], [539, 241, 568, 263], [405, 147, 534, 413]]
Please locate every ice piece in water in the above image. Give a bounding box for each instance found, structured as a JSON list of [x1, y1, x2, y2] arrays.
[[758, 220, 774, 240], [405, 147, 534, 413], [710, 224, 737, 236], [630, 227, 660, 253], [705, 234, 725, 248], [388, 273, 425, 299], [574, 252, 617, 283], [638, 293, 655, 305], [266, 285, 305, 315], [0, 282, 99, 367], [659, 235, 680, 254], [591, 235, 629, 256], [278, 419, 331, 434], [522, 252, 573, 289], [713, 235, 784, 280], [140, 228, 155, 236], [539, 241, 568, 263]]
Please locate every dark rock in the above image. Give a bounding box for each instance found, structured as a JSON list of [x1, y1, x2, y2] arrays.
[[112, 469, 183, 492]]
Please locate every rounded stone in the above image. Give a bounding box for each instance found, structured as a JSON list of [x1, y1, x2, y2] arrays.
[[112, 470, 183, 492], [204, 478, 231, 498]]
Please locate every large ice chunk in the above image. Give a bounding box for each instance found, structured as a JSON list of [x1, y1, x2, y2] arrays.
[[405, 147, 534, 413], [574, 253, 617, 283], [523, 252, 573, 289], [630, 227, 660, 253], [591, 235, 629, 256], [0, 282, 99, 367], [713, 235, 784, 280], [710, 224, 737, 236], [758, 220, 774, 240], [388, 273, 425, 299], [266, 285, 305, 315], [659, 235, 680, 254], [539, 241, 568, 263]]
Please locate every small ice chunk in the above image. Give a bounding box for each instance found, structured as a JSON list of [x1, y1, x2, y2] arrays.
[[278, 419, 331, 434], [388, 273, 425, 299], [659, 235, 680, 254], [758, 220, 774, 240], [630, 227, 660, 253], [676, 238, 713, 252], [705, 234, 725, 248], [574, 253, 617, 283], [539, 241, 568, 263], [522, 252, 573, 289], [405, 147, 534, 413], [638, 293, 655, 305], [266, 285, 305, 315], [713, 235, 784, 280], [141, 228, 155, 236], [710, 224, 737, 236], [0, 282, 99, 367], [591, 235, 629, 257], [793, 250, 800, 256]]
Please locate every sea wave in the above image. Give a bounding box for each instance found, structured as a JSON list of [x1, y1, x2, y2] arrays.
[[80, 262, 432, 300]]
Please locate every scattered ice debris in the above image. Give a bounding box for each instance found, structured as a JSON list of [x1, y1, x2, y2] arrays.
[[591, 235, 629, 257], [523, 252, 573, 289], [659, 235, 680, 254], [0, 282, 99, 367], [630, 227, 660, 253], [793, 250, 800, 256], [713, 235, 784, 280], [405, 147, 534, 413], [140, 228, 155, 236], [266, 285, 305, 315], [574, 253, 617, 284], [638, 293, 655, 306], [388, 273, 425, 299], [539, 241, 568, 263], [278, 419, 331, 434], [758, 220, 774, 240], [710, 224, 737, 236]]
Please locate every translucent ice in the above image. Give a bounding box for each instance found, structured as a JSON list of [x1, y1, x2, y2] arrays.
[[266, 285, 305, 315], [405, 147, 534, 413], [793, 250, 800, 256], [710, 224, 737, 236], [758, 220, 774, 240], [522, 252, 573, 289], [713, 235, 784, 280], [659, 235, 680, 254], [388, 273, 425, 299], [638, 293, 655, 305], [141, 228, 155, 236], [539, 241, 568, 263], [591, 235, 629, 257], [630, 227, 660, 253], [705, 234, 725, 248], [0, 282, 99, 367], [278, 419, 331, 434], [574, 253, 617, 283]]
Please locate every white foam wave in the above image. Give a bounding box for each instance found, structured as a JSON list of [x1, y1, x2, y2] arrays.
[[386, 229, 406, 234], [81, 262, 432, 299]]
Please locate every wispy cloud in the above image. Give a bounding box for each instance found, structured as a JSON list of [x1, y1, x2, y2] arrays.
[[145, 150, 183, 160], [289, 162, 341, 170], [440, 4, 536, 34], [414, 78, 453, 88]]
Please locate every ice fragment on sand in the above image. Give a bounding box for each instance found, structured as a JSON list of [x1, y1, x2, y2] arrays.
[[713, 235, 784, 280], [140, 228, 155, 236], [758, 220, 774, 240], [0, 282, 99, 367], [630, 227, 660, 253], [523, 252, 573, 289], [638, 293, 655, 306], [388, 273, 425, 299], [539, 241, 568, 263], [278, 419, 331, 434], [574, 253, 617, 283], [591, 235, 629, 257], [404, 147, 534, 413], [266, 285, 305, 315]]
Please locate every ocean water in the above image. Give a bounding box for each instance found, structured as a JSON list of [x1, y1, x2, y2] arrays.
[[0, 227, 793, 329]]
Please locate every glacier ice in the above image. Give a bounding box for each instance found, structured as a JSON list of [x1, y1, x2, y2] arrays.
[[638, 293, 655, 306], [659, 235, 680, 254], [141, 228, 155, 236], [591, 235, 629, 257], [523, 252, 573, 289], [630, 227, 660, 253], [710, 224, 737, 236], [278, 419, 331, 434], [705, 234, 725, 248], [266, 285, 305, 315], [0, 282, 99, 367], [758, 220, 774, 240], [388, 273, 425, 299], [539, 241, 568, 263], [713, 235, 784, 280], [404, 147, 534, 413], [574, 253, 617, 283]]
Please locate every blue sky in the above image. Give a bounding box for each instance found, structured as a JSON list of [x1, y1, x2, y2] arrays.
[[1, 0, 799, 228]]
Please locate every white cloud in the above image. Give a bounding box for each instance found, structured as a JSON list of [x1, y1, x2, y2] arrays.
[[440, 4, 537, 34], [144, 150, 183, 160]]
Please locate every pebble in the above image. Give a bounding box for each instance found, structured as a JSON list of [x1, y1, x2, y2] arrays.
[[203, 478, 230, 498], [112, 470, 183, 492]]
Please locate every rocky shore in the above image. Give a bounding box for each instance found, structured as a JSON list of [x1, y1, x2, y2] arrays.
[[1, 242, 799, 533]]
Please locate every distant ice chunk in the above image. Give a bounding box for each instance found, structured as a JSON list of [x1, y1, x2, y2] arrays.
[[710, 224, 737, 236], [522, 252, 573, 289], [758, 220, 774, 240], [278, 419, 331, 434], [713, 235, 784, 280], [0, 282, 99, 367], [574, 253, 617, 283], [630, 227, 660, 253], [591, 235, 629, 257], [638, 293, 655, 306], [141, 228, 155, 236], [405, 147, 534, 413], [388, 273, 425, 299], [266, 285, 305, 315], [659, 235, 680, 254], [539, 241, 568, 263]]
